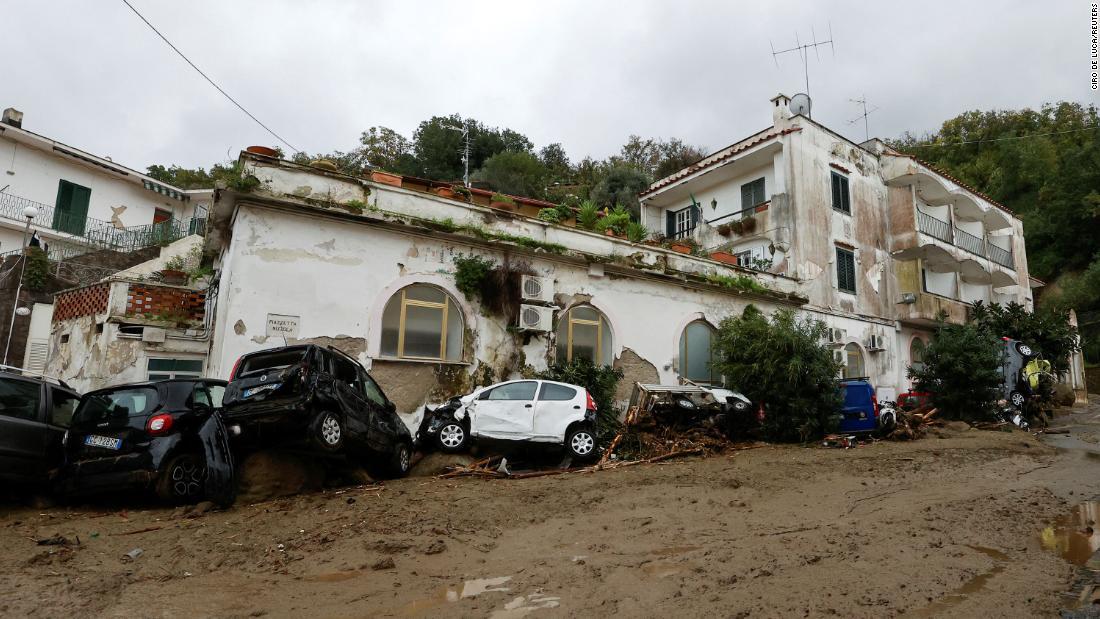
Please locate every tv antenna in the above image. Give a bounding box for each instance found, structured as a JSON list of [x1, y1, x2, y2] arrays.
[[770, 24, 835, 105], [444, 122, 471, 187], [848, 95, 879, 141]]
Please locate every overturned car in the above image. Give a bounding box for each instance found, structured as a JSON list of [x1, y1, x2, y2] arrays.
[[626, 383, 754, 437]]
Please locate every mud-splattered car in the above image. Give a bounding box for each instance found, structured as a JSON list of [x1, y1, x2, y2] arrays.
[[57, 379, 236, 506], [222, 345, 413, 478], [419, 379, 599, 461]]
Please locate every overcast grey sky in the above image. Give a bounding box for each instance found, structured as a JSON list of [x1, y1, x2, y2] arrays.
[[1, 1, 1093, 173]]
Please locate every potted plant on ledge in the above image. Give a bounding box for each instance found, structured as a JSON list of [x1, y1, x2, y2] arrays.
[[490, 193, 516, 211]]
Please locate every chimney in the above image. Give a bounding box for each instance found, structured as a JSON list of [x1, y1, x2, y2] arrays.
[[2, 108, 23, 129], [770, 94, 791, 127]]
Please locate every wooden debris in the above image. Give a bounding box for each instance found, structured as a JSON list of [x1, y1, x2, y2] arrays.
[[885, 405, 940, 440]]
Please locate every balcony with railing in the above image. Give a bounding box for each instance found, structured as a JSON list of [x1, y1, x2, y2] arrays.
[[0, 191, 205, 257], [915, 210, 1015, 270]]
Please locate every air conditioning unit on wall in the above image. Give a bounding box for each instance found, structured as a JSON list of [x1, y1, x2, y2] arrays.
[[867, 334, 886, 352], [518, 304, 554, 332], [826, 327, 846, 345], [832, 349, 846, 364], [520, 275, 554, 303]]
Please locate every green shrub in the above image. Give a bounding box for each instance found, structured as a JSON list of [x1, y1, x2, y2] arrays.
[[969, 301, 1080, 377], [536, 359, 624, 446], [625, 221, 648, 243], [907, 321, 1004, 421], [577, 200, 600, 230], [595, 205, 631, 235], [490, 192, 515, 205], [538, 207, 565, 224], [713, 306, 841, 442], [706, 273, 768, 294], [22, 248, 50, 292], [453, 254, 496, 301], [343, 199, 366, 214]]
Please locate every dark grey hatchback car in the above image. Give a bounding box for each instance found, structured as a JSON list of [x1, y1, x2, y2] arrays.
[[0, 368, 81, 486], [221, 345, 413, 478]]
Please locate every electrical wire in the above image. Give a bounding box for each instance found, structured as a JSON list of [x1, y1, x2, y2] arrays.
[[119, 0, 300, 154], [904, 124, 1098, 148]]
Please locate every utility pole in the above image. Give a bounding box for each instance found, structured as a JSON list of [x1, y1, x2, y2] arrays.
[[770, 24, 836, 102], [445, 122, 471, 187]]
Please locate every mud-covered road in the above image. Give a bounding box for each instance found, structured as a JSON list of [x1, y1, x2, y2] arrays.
[[4, 401, 1100, 618]]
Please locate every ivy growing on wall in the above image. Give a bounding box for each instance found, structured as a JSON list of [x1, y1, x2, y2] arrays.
[[22, 247, 50, 292]]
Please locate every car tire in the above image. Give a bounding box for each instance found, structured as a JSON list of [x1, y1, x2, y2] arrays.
[[156, 453, 206, 504], [312, 411, 345, 452], [565, 426, 598, 462], [436, 421, 469, 453], [385, 441, 412, 478], [1009, 391, 1026, 408], [1015, 342, 1033, 357]]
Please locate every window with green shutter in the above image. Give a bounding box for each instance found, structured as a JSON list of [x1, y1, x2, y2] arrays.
[[831, 171, 850, 214], [836, 247, 856, 294], [53, 179, 91, 235], [740, 177, 766, 214]]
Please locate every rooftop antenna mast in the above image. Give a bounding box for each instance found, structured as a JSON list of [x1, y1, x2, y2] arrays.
[[770, 23, 835, 111], [445, 122, 472, 187], [847, 95, 879, 141]]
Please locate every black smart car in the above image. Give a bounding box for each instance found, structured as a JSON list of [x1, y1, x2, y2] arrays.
[[0, 368, 81, 486], [221, 345, 413, 477], [59, 379, 236, 506]]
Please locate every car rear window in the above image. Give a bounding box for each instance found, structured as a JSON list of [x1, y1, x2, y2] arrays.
[[0, 377, 40, 421], [539, 383, 576, 401], [237, 349, 307, 378], [75, 388, 160, 423]]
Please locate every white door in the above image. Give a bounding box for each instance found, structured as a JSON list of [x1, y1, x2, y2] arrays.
[[469, 381, 537, 439], [532, 382, 582, 441]]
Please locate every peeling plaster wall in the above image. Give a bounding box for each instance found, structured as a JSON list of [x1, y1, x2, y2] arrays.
[[208, 204, 794, 414]]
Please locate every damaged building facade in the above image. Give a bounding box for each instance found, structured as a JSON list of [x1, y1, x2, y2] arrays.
[[187, 94, 1039, 425], [639, 95, 1037, 395]]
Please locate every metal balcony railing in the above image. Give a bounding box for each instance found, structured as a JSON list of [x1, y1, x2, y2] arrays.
[[988, 243, 1014, 269], [954, 227, 985, 257], [0, 191, 205, 257], [916, 210, 953, 244], [916, 209, 1015, 270]]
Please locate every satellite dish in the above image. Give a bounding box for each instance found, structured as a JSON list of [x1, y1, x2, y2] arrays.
[[790, 93, 812, 117]]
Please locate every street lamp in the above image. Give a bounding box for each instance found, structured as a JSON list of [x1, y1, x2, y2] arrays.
[[3, 205, 40, 366]]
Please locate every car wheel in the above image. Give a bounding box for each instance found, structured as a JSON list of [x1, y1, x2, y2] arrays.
[[566, 426, 597, 461], [1015, 342, 1033, 357], [731, 399, 750, 413], [156, 453, 206, 504], [312, 411, 345, 452], [386, 442, 412, 478], [437, 421, 468, 453], [1009, 391, 1026, 408]]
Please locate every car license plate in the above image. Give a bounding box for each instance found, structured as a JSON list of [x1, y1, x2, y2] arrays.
[[244, 383, 280, 398], [84, 435, 122, 450]]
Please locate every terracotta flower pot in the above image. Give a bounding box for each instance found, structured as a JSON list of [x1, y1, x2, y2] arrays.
[[670, 243, 692, 254], [605, 229, 617, 237], [245, 145, 279, 158], [435, 187, 456, 199], [370, 171, 403, 187], [755, 202, 770, 213], [491, 201, 516, 211], [709, 251, 739, 266]]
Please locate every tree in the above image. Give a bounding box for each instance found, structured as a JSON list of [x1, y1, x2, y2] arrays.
[[539, 143, 572, 184], [359, 126, 415, 173], [589, 165, 650, 218], [472, 151, 548, 199], [409, 115, 535, 182], [712, 306, 842, 442], [907, 322, 1004, 421], [653, 139, 707, 180], [146, 164, 215, 190]]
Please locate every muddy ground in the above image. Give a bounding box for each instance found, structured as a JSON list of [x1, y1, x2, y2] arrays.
[[4, 401, 1100, 618]]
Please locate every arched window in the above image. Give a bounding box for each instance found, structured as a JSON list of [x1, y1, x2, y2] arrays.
[[556, 305, 613, 365], [679, 320, 720, 384], [909, 338, 926, 372], [843, 342, 865, 379], [380, 284, 464, 361]]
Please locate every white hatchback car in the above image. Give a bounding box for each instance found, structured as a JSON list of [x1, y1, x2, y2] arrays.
[[423, 379, 599, 461]]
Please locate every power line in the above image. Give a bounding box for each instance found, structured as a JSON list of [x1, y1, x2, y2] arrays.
[[904, 124, 1098, 148], [119, 0, 300, 153]]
